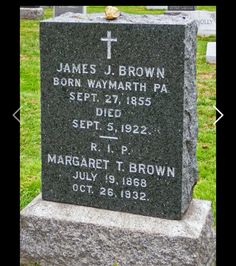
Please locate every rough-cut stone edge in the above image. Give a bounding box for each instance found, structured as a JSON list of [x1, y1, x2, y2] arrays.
[[197, 209, 216, 265], [181, 20, 198, 216], [21, 195, 215, 265], [41, 12, 195, 25], [20, 7, 44, 19]]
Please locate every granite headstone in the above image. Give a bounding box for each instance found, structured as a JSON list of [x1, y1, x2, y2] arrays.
[[54, 6, 86, 17], [40, 13, 198, 220]]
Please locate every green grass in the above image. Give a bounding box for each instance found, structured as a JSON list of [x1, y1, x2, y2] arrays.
[[87, 6, 216, 14], [88, 6, 165, 14], [20, 7, 216, 224], [194, 35, 216, 222], [197, 6, 216, 11]]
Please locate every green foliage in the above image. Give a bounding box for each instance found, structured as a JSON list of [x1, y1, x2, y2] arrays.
[[20, 7, 216, 224]]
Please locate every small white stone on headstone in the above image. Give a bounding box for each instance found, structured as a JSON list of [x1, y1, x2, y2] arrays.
[[206, 42, 216, 64], [146, 6, 168, 10]]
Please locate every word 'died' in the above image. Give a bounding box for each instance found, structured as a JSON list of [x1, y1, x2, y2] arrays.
[[96, 108, 122, 118]]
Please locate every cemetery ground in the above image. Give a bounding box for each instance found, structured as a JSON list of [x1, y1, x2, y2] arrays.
[[20, 7, 216, 224]]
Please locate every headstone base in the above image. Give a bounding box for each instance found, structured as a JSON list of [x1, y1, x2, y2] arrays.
[[21, 194, 215, 265], [20, 7, 44, 19]]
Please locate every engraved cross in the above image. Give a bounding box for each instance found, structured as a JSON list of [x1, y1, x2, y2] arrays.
[[101, 31, 117, 59]]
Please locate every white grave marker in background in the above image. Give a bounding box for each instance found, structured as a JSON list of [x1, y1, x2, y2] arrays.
[[206, 42, 216, 64]]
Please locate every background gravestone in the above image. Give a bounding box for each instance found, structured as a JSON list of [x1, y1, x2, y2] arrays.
[[145, 6, 168, 10], [165, 10, 216, 36], [54, 6, 86, 17], [20, 6, 44, 19], [186, 11, 216, 36], [206, 42, 216, 64], [40, 13, 198, 220], [168, 6, 196, 11]]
